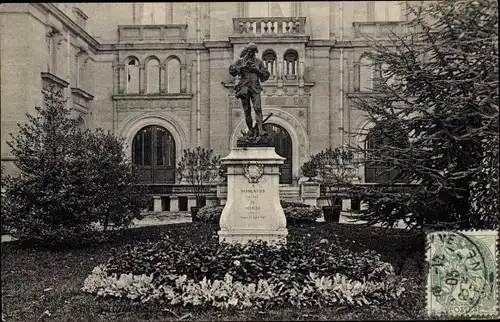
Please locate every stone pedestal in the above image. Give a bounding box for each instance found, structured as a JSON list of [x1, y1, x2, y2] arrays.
[[170, 195, 179, 212], [153, 196, 162, 212], [218, 147, 288, 244], [187, 195, 198, 209], [300, 181, 320, 206], [342, 199, 351, 211]]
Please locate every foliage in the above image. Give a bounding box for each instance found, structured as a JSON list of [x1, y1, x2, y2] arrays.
[[0, 85, 148, 247], [176, 147, 221, 207], [2, 221, 425, 321], [344, 0, 499, 230], [196, 205, 224, 223], [300, 159, 318, 180], [196, 201, 322, 225], [308, 148, 358, 206], [84, 236, 406, 309], [82, 129, 149, 231]]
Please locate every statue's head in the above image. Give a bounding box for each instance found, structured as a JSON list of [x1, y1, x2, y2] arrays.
[[245, 42, 258, 58]]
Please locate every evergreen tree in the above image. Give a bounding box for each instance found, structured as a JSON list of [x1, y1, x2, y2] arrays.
[[345, 0, 498, 230], [1, 85, 148, 246]]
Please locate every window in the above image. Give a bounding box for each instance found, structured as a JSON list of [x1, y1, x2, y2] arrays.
[[127, 58, 140, 94], [284, 49, 298, 79], [262, 49, 277, 79], [77, 117, 86, 131], [167, 57, 181, 94], [146, 57, 160, 93], [359, 55, 374, 91]]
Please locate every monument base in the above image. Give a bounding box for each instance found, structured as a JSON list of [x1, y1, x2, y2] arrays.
[[218, 147, 288, 245], [218, 229, 288, 245]]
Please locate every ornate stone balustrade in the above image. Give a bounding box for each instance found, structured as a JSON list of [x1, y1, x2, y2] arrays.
[[352, 21, 408, 39], [118, 24, 188, 42], [233, 17, 306, 36]]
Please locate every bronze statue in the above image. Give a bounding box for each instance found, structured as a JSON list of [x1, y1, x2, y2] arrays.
[[229, 43, 271, 136]]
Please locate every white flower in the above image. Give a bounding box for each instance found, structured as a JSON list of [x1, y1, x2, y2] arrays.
[[234, 260, 241, 266]]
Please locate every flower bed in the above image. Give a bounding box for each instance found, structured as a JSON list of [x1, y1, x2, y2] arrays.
[[196, 201, 322, 225], [82, 233, 406, 310]]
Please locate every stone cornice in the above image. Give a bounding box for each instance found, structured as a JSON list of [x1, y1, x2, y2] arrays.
[[346, 92, 386, 98], [221, 81, 315, 89], [203, 40, 232, 49], [33, 3, 100, 53], [103, 42, 206, 52], [41, 72, 69, 88], [306, 39, 337, 47], [229, 35, 310, 45], [71, 87, 94, 100], [113, 94, 193, 100]]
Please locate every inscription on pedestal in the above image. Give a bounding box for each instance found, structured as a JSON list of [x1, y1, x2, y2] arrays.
[[218, 147, 288, 244]]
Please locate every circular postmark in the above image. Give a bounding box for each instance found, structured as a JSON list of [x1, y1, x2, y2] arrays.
[[428, 232, 496, 316]]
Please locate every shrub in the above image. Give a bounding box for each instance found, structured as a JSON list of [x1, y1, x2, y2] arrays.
[[105, 236, 398, 288], [1, 85, 148, 247], [196, 201, 321, 225], [196, 205, 224, 224], [84, 237, 406, 309]]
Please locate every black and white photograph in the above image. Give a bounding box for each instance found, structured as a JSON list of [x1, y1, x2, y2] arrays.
[[1, 1, 498, 321]]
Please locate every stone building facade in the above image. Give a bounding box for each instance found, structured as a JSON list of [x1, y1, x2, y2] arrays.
[[0, 2, 412, 210]]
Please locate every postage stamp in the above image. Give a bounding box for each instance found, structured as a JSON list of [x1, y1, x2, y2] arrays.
[[426, 230, 498, 317]]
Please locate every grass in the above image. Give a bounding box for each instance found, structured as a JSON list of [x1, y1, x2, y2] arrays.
[[2, 222, 428, 322]]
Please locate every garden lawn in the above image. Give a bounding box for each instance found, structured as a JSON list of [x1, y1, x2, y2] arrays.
[[2, 222, 429, 322]]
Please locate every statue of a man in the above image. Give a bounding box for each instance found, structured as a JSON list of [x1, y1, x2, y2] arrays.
[[229, 43, 271, 136]]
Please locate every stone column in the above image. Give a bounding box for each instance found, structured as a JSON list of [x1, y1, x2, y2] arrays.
[[277, 61, 283, 88], [153, 196, 162, 212], [187, 70, 192, 93], [139, 65, 145, 94], [218, 147, 288, 245], [342, 199, 351, 211], [160, 65, 167, 93], [181, 64, 187, 93], [187, 195, 197, 209], [169, 195, 179, 212], [118, 64, 125, 94]]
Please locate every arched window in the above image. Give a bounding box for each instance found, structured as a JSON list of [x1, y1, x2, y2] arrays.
[[146, 57, 160, 94], [167, 57, 181, 94], [263, 123, 292, 184], [127, 57, 140, 94], [359, 55, 374, 91], [132, 125, 176, 183], [284, 49, 298, 79], [262, 49, 277, 79], [77, 117, 86, 131]]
